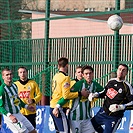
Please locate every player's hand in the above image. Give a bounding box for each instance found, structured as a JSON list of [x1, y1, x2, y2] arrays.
[[27, 99, 34, 104], [27, 105, 36, 112], [66, 108, 70, 116], [88, 92, 99, 101], [9, 114, 18, 123], [81, 88, 90, 98], [52, 107, 59, 117], [109, 104, 125, 112]]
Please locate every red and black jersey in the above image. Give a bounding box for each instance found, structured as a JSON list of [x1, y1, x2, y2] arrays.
[[99, 78, 133, 117]]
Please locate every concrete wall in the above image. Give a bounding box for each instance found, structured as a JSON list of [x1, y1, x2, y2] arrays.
[[32, 12, 133, 39]]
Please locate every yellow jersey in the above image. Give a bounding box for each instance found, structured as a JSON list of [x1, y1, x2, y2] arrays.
[[15, 79, 42, 115], [50, 71, 78, 108]]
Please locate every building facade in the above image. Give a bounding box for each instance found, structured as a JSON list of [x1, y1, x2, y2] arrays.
[[21, 0, 129, 12]]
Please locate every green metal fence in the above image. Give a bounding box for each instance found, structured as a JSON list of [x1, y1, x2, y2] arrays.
[[0, 0, 133, 104], [0, 34, 133, 97]]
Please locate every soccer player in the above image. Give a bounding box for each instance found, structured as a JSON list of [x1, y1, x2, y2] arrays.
[[0, 68, 37, 133], [55, 65, 104, 133], [66, 66, 83, 116], [15, 66, 42, 128], [74, 66, 83, 82], [70, 66, 83, 87], [50, 57, 89, 133], [70, 66, 83, 98], [89, 64, 133, 133]]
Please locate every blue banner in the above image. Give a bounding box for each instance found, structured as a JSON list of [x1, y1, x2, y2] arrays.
[[36, 106, 56, 133], [1, 117, 12, 133], [116, 110, 130, 133], [1, 106, 133, 133]]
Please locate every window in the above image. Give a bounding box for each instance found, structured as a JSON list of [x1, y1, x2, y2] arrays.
[[66, 8, 70, 11], [105, 7, 115, 11], [74, 8, 78, 11], [84, 8, 95, 12]]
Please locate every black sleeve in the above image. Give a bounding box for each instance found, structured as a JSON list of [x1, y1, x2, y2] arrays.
[[126, 105, 133, 110], [98, 86, 108, 98]]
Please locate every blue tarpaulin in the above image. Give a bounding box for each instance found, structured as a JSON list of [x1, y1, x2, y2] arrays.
[[1, 106, 133, 133]]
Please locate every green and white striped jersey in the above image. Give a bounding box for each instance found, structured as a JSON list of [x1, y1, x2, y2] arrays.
[[0, 83, 26, 116], [69, 79, 103, 121]]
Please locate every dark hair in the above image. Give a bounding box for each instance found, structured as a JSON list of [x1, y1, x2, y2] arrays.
[[58, 57, 68, 67], [81, 65, 94, 73], [118, 64, 128, 72], [18, 66, 28, 72]]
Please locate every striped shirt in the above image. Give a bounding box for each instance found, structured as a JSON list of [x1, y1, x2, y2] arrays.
[[69, 79, 103, 120], [0, 83, 26, 116]]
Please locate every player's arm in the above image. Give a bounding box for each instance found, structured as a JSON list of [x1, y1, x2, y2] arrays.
[[123, 84, 133, 110], [62, 76, 79, 99], [56, 82, 78, 107], [53, 81, 89, 117], [56, 98, 69, 107], [0, 85, 11, 116], [56, 79, 80, 107], [109, 83, 133, 112], [89, 81, 104, 105], [57, 82, 88, 107], [88, 87, 106, 101], [62, 78, 89, 100], [0, 88, 19, 123], [52, 77, 70, 117], [32, 81, 42, 103], [0, 85, 20, 123], [53, 83, 79, 117], [18, 96, 36, 112], [109, 101, 133, 112], [94, 81, 104, 92]]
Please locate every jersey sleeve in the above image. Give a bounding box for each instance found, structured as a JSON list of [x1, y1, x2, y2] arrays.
[[98, 88, 106, 98], [91, 82, 104, 106], [57, 98, 69, 106], [62, 76, 78, 99], [63, 80, 79, 99], [57, 82, 79, 107], [56, 76, 70, 107], [94, 81, 104, 92], [33, 81, 42, 103], [0, 85, 10, 116], [18, 96, 27, 108], [124, 82, 133, 110]]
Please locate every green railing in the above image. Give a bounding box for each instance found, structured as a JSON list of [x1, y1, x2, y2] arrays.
[[0, 34, 133, 97]]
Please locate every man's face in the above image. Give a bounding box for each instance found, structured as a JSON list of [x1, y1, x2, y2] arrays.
[[18, 68, 28, 81], [75, 68, 82, 80], [117, 65, 128, 80], [2, 70, 13, 83], [82, 69, 94, 83]]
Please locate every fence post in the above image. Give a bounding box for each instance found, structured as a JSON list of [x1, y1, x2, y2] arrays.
[[113, 0, 120, 71], [41, 0, 51, 105]]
